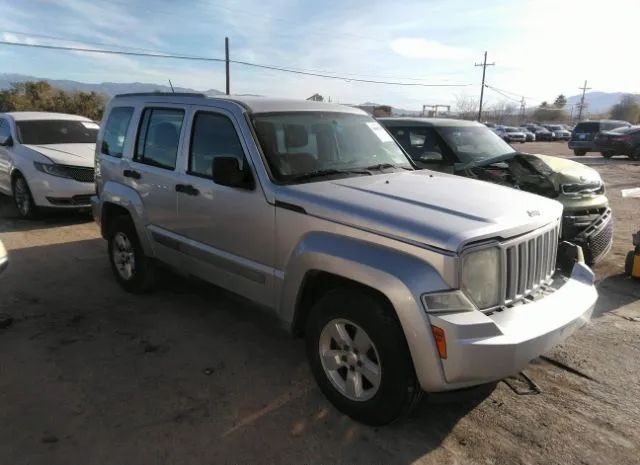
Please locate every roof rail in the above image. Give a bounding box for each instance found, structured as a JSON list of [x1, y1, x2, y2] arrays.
[[113, 92, 206, 98]]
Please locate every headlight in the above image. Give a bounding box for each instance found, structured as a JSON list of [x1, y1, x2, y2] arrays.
[[461, 247, 501, 309], [34, 162, 72, 179]]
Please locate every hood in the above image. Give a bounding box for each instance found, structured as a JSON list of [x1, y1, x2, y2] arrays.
[[24, 143, 96, 167], [276, 171, 562, 252], [527, 153, 602, 186]]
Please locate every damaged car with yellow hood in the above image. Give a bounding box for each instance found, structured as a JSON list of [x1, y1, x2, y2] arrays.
[[380, 118, 612, 264]]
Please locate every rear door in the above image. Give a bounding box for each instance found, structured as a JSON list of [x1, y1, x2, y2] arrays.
[[124, 105, 187, 265], [172, 106, 275, 304]]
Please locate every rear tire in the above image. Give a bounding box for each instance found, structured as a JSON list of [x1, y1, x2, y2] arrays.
[[305, 287, 421, 426], [630, 148, 640, 161], [12, 174, 38, 219], [601, 151, 613, 158], [573, 149, 587, 156], [107, 215, 155, 293]]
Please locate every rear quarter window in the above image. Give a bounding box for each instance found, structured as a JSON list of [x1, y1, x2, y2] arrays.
[[101, 107, 134, 157]]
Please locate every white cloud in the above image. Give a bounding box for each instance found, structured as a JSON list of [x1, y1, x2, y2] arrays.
[[389, 38, 470, 60]]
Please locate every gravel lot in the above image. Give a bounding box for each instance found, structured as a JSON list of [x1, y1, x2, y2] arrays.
[[1, 142, 639, 465]]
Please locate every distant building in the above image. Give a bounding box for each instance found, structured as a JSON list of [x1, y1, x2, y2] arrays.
[[306, 93, 324, 102]]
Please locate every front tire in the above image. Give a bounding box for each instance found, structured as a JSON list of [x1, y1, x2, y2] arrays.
[[305, 288, 421, 425], [107, 216, 155, 293], [573, 149, 587, 156], [12, 175, 37, 219], [630, 148, 640, 161]]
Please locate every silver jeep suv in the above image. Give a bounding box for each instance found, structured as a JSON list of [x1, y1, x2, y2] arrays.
[[92, 94, 597, 425]]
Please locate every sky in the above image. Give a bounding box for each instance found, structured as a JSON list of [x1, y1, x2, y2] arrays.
[[0, 0, 638, 110]]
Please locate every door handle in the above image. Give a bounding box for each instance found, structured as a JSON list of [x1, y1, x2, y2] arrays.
[[175, 184, 199, 196], [123, 169, 141, 180]]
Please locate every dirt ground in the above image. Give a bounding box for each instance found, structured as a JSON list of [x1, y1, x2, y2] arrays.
[[1, 142, 639, 465]]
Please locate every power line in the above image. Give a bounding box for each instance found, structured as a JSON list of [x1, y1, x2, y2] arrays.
[[484, 84, 521, 103], [0, 29, 449, 83], [0, 29, 168, 54], [0, 40, 471, 87]]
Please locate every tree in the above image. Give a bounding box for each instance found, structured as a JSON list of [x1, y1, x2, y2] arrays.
[[553, 94, 567, 108], [0, 80, 106, 120], [487, 101, 517, 124], [454, 93, 479, 120], [610, 94, 640, 123]]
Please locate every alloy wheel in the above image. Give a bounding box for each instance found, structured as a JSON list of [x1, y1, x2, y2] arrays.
[[14, 178, 31, 217], [112, 232, 136, 280], [318, 318, 382, 402]]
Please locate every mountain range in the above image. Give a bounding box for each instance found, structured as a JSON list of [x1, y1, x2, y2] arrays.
[[0, 73, 633, 114], [0, 73, 224, 97]]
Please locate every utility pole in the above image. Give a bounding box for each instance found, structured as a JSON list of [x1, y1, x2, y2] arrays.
[[475, 51, 495, 121], [225, 37, 230, 95], [576, 80, 591, 121], [519, 97, 526, 123]]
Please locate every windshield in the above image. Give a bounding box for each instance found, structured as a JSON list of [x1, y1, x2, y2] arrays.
[[505, 128, 520, 133], [253, 112, 412, 183], [437, 125, 516, 165], [16, 120, 99, 145]]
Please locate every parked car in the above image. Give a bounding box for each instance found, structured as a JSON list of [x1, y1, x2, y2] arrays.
[[594, 126, 640, 159], [0, 112, 98, 218], [569, 120, 631, 156], [495, 126, 526, 143], [94, 94, 597, 426], [0, 239, 7, 275], [524, 124, 554, 141], [520, 127, 536, 142], [380, 117, 613, 264], [545, 124, 571, 141]]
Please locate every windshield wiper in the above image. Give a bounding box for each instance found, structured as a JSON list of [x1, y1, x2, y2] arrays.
[[289, 168, 372, 182], [365, 163, 413, 171]]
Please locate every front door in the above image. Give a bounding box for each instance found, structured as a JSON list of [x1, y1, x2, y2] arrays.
[[173, 107, 275, 306]]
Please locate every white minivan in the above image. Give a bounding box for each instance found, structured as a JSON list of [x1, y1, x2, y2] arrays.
[[0, 112, 98, 218]]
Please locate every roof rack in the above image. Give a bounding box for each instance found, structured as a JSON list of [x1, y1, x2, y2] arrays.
[[113, 92, 206, 98]]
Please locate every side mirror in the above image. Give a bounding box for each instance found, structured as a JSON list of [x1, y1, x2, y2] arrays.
[[0, 135, 12, 147], [213, 157, 253, 189]]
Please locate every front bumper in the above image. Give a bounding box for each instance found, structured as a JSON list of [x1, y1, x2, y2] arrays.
[[564, 207, 613, 264], [568, 140, 594, 150], [28, 171, 94, 208], [425, 262, 596, 390]]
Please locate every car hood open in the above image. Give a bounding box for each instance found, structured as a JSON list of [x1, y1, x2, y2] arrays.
[[276, 170, 562, 252], [24, 143, 96, 167]]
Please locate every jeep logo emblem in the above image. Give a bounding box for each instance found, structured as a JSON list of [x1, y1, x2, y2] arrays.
[[527, 210, 541, 217]]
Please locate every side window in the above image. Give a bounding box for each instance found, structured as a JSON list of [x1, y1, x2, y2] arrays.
[[135, 108, 184, 170], [101, 107, 133, 157], [389, 127, 445, 162], [0, 119, 10, 139], [189, 112, 246, 178]]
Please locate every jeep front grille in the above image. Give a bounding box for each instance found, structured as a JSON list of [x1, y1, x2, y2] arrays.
[[502, 222, 560, 306]]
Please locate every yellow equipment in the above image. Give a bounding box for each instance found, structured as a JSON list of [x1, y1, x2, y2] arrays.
[[625, 233, 640, 279]]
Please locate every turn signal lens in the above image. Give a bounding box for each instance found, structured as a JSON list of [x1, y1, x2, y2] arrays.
[[431, 325, 447, 359]]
